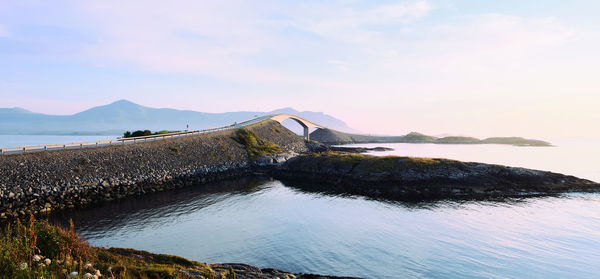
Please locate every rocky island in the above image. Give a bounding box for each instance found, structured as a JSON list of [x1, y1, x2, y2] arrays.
[[272, 153, 598, 200]]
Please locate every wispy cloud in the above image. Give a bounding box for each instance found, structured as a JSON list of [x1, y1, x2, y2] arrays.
[[411, 14, 579, 75], [67, 1, 438, 86], [289, 1, 433, 43]]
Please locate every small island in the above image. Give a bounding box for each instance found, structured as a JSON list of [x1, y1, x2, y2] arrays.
[[310, 129, 552, 146], [272, 152, 598, 200]]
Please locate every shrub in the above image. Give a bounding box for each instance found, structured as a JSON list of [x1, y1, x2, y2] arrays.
[[236, 129, 282, 158], [123, 130, 180, 138]]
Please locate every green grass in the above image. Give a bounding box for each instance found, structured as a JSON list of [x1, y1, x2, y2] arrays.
[[310, 152, 451, 172], [236, 129, 282, 158], [320, 153, 369, 165]]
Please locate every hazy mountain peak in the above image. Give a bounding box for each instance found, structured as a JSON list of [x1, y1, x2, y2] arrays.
[[270, 107, 299, 114], [0, 100, 359, 135], [3, 107, 33, 114], [107, 99, 143, 108]]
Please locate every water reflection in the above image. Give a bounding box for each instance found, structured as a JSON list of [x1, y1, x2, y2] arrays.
[[49, 177, 273, 236], [277, 177, 563, 210], [49, 175, 551, 233]]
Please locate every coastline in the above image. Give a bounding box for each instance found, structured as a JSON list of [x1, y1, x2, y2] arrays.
[[2, 121, 599, 278]]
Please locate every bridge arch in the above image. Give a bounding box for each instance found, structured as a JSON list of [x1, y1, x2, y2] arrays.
[[269, 114, 323, 140]]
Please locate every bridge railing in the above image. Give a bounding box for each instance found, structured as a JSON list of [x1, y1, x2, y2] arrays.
[[0, 114, 275, 156]]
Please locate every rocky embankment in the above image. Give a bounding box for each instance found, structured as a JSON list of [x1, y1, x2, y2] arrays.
[[0, 120, 310, 219], [272, 153, 600, 199]]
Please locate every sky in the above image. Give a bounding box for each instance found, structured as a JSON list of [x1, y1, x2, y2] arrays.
[[1, 0, 599, 138]]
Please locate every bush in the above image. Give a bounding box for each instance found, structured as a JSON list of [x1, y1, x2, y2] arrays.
[[123, 130, 180, 138], [236, 129, 282, 158]]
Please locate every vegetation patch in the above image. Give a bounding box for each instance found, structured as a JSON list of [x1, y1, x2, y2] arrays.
[[235, 129, 282, 158], [308, 153, 455, 172], [169, 146, 181, 153], [0, 215, 217, 279], [396, 157, 445, 168], [322, 153, 369, 165]]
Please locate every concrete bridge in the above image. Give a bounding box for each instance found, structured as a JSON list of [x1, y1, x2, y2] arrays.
[[268, 114, 324, 140], [1, 114, 325, 155]]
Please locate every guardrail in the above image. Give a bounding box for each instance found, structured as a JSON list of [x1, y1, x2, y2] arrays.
[[0, 114, 274, 156]]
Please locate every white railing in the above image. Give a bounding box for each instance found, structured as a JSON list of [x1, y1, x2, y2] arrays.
[[0, 114, 274, 155]]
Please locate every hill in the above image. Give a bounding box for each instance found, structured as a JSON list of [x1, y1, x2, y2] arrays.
[[0, 100, 355, 135]]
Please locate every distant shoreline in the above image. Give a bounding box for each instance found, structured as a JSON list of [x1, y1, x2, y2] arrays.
[[310, 128, 552, 147]]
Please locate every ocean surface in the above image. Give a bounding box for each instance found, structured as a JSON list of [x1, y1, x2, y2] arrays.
[[45, 140, 600, 278], [0, 135, 119, 148]]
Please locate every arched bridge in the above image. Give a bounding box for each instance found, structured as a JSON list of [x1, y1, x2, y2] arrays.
[[268, 114, 324, 140]]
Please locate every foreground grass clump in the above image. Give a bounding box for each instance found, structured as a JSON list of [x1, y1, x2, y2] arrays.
[[0, 215, 219, 279], [236, 129, 282, 158]]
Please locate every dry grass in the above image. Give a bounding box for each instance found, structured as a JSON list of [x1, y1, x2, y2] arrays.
[[0, 216, 218, 279]]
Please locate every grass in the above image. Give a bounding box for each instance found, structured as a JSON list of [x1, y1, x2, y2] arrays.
[[235, 129, 282, 158], [309, 152, 450, 172], [0, 215, 220, 279], [318, 152, 369, 165]]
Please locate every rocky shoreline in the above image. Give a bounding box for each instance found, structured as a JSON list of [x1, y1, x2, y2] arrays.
[[0, 120, 310, 220]]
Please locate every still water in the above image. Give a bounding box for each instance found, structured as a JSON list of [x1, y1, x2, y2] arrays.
[[50, 182, 600, 278], [36, 139, 600, 278], [0, 135, 118, 148]]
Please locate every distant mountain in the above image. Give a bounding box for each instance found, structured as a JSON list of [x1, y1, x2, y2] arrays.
[[0, 100, 357, 135]]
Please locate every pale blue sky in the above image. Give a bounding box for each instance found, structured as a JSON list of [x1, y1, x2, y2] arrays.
[[1, 1, 599, 137]]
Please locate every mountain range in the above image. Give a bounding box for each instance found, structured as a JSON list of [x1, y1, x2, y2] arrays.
[[0, 100, 357, 135]]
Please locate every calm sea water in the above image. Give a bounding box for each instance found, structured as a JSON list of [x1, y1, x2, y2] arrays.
[[0, 135, 119, 148], [50, 178, 600, 279], [45, 140, 600, 278], [347, 139, 600, 182]]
